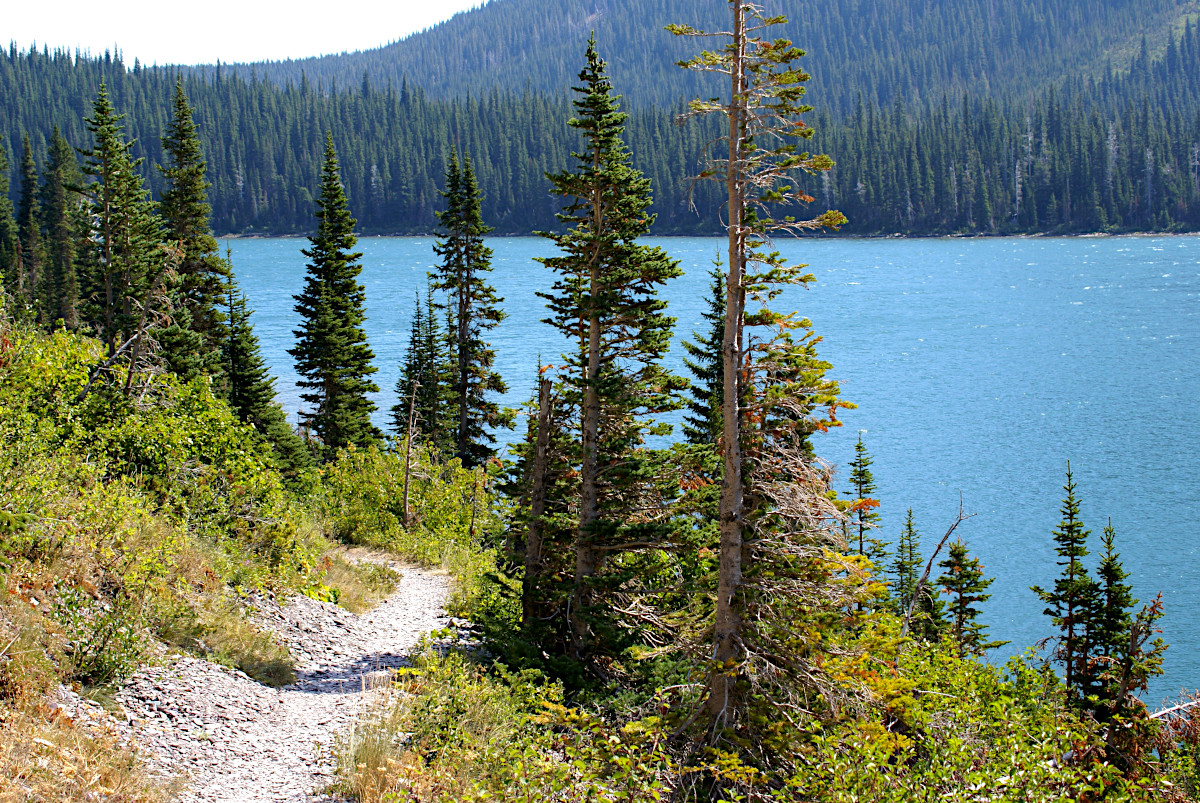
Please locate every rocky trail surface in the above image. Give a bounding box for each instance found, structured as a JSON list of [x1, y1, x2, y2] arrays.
[[111, 560, 454, 802]]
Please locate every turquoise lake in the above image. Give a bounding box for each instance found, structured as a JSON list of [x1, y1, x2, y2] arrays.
[[227, 234, 1200, 702]]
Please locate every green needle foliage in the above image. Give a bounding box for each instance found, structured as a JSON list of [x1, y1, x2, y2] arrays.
[[223, 278, 313, 481], [1095, 518, 1135, 670], [671, 1, 852, 736], [431, 148, 510, 467], [17, 135, 46, 322], [157, 79, 231, 383], [1031, 463, 1102, 703], [894, 508, 944, 642], [77, 82, 175, 381], [0, 145, 18, 299], [537, 37, 685, 665], [937, 539, 1004, 657], [290, 132, 380, 458], [847, 432, 887, 566], [39, 126, 82, 329], [391, 283, 454, 454], [681, 263, 725, 448]]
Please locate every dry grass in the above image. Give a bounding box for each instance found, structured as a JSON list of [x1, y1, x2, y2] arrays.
[[157, 594, 296, 687], [0, 701, 168, 803], [321, 550, 402, 614]]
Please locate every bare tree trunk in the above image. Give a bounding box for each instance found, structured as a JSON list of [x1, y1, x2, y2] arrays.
[[523, 376, 553, 628], [709, 0, 747, 728], [402, 381, 418, 528]]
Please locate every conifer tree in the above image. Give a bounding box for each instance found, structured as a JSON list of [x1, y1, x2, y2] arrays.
[[893, 509, 944, 641], [158, 79, 231, 382], [1031, 464, 1102, 702], [431, 149, 509, 467], [681, 264, 725, 447], [0, 146, 19, 302], [672, 3, 849, 730], [937, 539, 1004, 657], [893, 508, 921, 612], [1095, 518, 1134, 668], [537, 37, 685, 663], [847, 432, 886, 565], [289, 132, 380, 458], [77, 83, 174, 378], [223, 277, 313, 480], [391, 285, 453, 453], [39, 127, 81, 328], [17, 135, 46, 320]]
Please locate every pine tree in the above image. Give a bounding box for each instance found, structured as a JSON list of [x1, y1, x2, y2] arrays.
[[681, 264, 725, 447], [77, 83, 174, 380], [1031, 463, 1102, 702], [223, 277, 313, 480], [937, 539, 1004, 657], [158, 79, 231, 382], [537, 37, 685, 663], [39, 127, 81, 329], [431, 149, 510, 467], [289, 132, 380, 458], [17, 135, 46, 320], [847, 432, 886, 565]]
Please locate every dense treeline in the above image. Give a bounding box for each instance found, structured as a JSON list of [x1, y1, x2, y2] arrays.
[[5, 20, 1200, 236], [207, 0, 1192, 112]]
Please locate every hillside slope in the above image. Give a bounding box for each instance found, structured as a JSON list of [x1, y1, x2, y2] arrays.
[[206, 0, 1198, 109]]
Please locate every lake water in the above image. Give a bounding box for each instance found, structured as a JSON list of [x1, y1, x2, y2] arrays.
[[227, 234, 1200, 703]]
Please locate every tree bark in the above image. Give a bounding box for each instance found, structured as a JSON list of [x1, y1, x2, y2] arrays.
[[708, 0, 747, 728], [523, 376, 553, 628]]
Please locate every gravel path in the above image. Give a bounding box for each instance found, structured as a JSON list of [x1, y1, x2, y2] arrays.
[[114, 562, 454, 803]]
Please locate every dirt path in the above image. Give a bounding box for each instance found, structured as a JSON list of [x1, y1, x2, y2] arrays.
[[115, 563, 452, 803]]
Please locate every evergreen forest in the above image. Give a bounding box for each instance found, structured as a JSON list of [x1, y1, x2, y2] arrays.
[[3, 1, 1200, 235], [3, 1, 1200, 802]]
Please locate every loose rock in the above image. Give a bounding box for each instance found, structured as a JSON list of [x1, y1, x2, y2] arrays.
[[114, 562, 453, 802]]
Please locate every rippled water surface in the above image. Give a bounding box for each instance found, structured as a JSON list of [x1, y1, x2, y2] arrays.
[[228, 234, 1200, 700]]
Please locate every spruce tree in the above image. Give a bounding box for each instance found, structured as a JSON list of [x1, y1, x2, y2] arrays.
[[0, 146, 19, 302], [158, 79, 231, 382], [937, 539, 1004, 657], [893, 509, 944, 642], [893, 508, 921, 613], [39, 127, 81, 329], [537, 37, 685, 663], [77, 83, 173, 374], [391, 284, 453, 453], [1095, 518, 1135, 667], [681, 264, 725, 447], [431, 149, 509, 467], [847, 432, 887, 565], [223, 277, 313, 480], [1031, 464, 1102, 702], [289, 132, 380, 458], [17, 135, 46, 320]]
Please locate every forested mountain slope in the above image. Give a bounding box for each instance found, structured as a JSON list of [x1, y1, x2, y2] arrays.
[[3, 14, 1200, 236], [201, 0, 1198, 110]]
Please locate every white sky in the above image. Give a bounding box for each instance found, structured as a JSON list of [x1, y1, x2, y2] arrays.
[[3, 0, 486, 66]]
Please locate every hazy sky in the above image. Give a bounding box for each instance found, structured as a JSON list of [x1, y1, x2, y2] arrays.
[[3, 0, 486, 66]]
